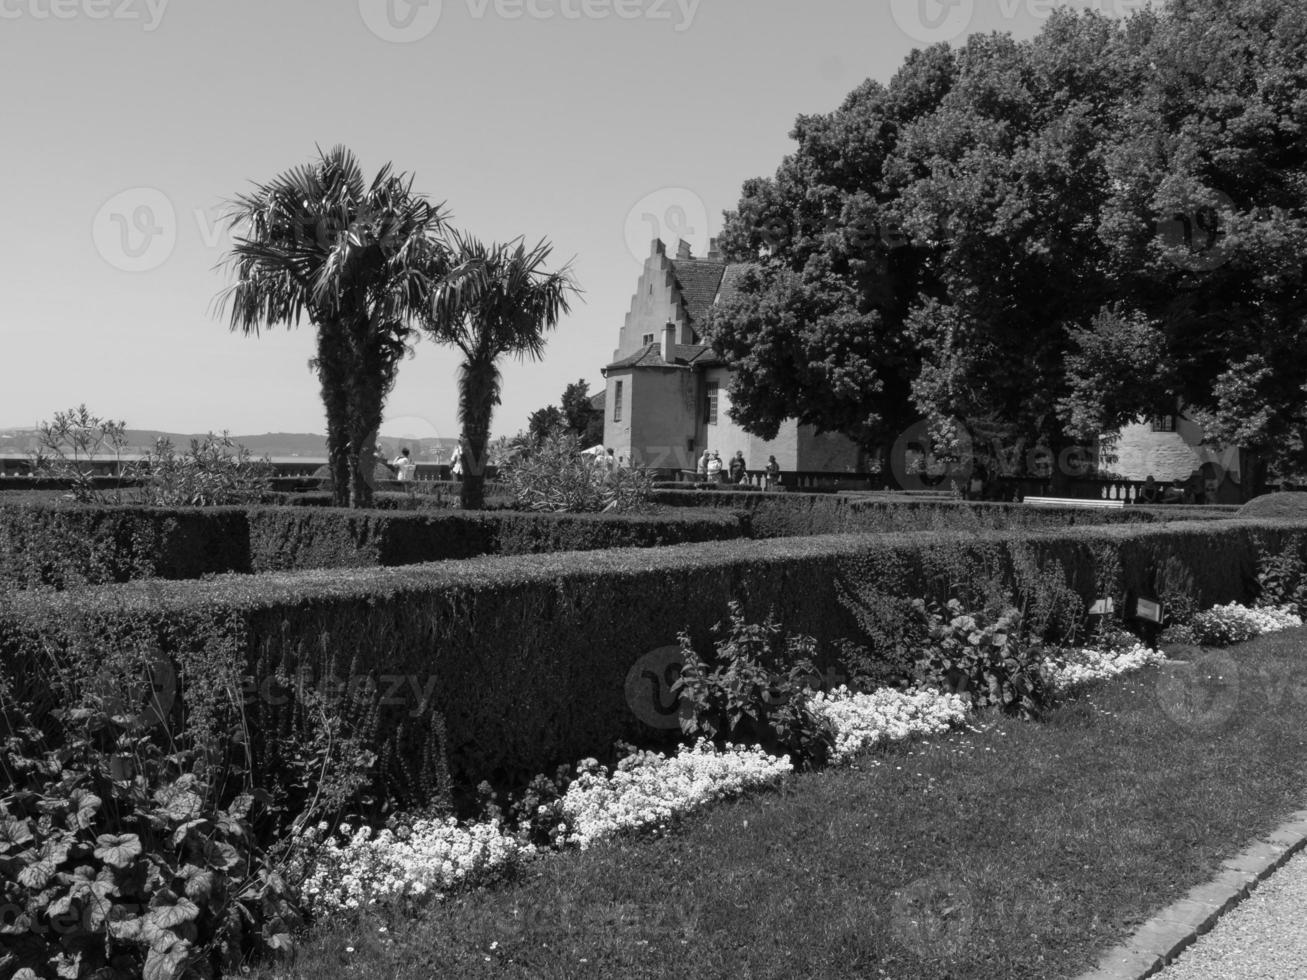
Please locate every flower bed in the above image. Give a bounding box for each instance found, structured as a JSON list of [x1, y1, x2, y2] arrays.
[[809, 687, 970, 764], [1189, 602, 1302, 646]]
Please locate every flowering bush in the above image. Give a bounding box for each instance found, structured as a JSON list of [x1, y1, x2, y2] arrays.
[[914, 599, 1048, 718], [500, 430, 652, 513], [808, 687, 969, 764], [131, 433, 273, 506], [1038, 641, 1167, 694], [557, 740, 792, 851], [294, 817, 535, 916], [1189, 602, 1302, 646]]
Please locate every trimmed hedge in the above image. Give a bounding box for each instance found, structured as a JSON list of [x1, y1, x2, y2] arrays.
[[0, 502, 747, 589], [649, 489, 1232, 537], [3, 518, 1300, 810], [0, 504, 252, 589], [246, 506, 750, 571]]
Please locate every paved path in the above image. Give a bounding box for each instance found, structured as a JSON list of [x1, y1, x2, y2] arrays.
[[1155, 847, 1307, 979]]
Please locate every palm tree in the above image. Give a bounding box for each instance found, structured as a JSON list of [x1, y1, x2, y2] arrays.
[[216, 145, 454, 508], [425, 234, 578, 510]]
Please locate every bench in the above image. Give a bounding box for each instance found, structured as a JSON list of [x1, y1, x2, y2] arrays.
[[1024, 496, 1125, 509]]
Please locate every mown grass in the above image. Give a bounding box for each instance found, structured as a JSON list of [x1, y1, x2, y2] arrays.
[[243, 628, 1307, 980]]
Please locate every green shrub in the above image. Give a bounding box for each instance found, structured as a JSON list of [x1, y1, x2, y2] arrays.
[[501, 431, 653, 513], [1238, 492, 1307, 520], [913, 599, 1048, 718], [131, 433, 274, 507], [26, 405, 129, 504], [1255, 533, 1307, 615], [0, 617, 316, 978], [671, 602, 835, 769]]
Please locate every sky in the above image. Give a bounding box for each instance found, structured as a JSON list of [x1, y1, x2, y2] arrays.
[[0, 0, 1129, 443]]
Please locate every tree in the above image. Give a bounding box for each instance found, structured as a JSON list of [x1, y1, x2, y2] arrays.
[[1064, 0, 1307, 492], [561, 380, 605, 446], [527, 404, 565, 443], [712, 5, 1307, 494], [217, 145, 454, 508], [424, 234, 578, 510]]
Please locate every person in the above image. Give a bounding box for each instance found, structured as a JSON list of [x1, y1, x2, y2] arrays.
[[449, 440, 464, 482], [391, 447, 416, 482], [729, 450, 747, 485], [707, 451, 723, 483], [967, 463, 988, 501], [1138, 475, 1161, 504], [605, 448, 617, 473], [698, 449, 711, 481], [764, 455, 780, 490]]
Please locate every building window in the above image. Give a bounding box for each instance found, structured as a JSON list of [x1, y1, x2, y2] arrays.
[[1150, 415, 1176, 432], [706, 382, 718, 425], [614, 381, 623, 422], [641, 332, 654, 345]]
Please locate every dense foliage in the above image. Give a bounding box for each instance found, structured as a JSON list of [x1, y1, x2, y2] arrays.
[[706, 1, 1307, 490]]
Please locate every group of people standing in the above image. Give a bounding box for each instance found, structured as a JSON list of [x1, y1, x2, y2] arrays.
[[697, 449, 782, 489]]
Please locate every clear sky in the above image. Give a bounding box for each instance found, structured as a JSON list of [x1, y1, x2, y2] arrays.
[[0, 0, 1108, 443]]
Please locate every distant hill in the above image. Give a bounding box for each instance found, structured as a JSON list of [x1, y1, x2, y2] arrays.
[[0, 428, 459, 462]]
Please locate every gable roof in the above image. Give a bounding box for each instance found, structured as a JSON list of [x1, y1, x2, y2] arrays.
[[606, 342, 723, 372], [668, 257, 728, 330]]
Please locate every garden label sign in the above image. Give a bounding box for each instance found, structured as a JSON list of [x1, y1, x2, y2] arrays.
[[1135, 598, 1163, 624], [1089, 598, 1115, 617]]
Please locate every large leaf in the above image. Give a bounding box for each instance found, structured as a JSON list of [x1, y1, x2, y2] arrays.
[[143, 938, 192, 980], [93, 834, 143, 869]]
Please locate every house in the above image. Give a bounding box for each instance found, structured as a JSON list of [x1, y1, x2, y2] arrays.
[[601, 239, 862, 475], [1103, 412, 1246, 502]]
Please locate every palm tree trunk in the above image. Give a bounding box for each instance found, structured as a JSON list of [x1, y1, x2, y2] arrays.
[[458, 355, 500, 511], [317, 325, 350, 507]]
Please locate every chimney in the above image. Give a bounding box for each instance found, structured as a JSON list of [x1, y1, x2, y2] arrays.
[[651, 239, 666, 257], [676, 239, 693, 260], [707, 237, 722, 261], [661, 320, 676, 363]]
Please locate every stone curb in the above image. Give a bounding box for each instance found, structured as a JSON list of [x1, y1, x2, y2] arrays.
[[1071, 807, 1307, 980]]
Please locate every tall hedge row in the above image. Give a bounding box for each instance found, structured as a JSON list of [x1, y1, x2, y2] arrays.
[[0, 504, 748, 589], [649, 489, 1232, 538], [3, 519, 1299, 809]]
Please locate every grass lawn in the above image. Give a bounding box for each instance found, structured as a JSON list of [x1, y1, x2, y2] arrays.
[[253, 629, 1306, 979]]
